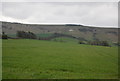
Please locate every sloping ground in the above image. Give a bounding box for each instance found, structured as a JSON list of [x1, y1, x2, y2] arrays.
[[2, 21, 119, 42], [51, 37, 79, 43], [2, 39, 118, 79], [36, 33, 53, 38]]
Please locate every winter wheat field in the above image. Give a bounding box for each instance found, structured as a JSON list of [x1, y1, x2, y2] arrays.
[[2, 39, 118, 79]]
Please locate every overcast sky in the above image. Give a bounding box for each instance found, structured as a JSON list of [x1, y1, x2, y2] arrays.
[[0, 2, 118, 28]]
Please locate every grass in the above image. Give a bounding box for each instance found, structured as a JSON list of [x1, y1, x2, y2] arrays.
[[7, 34, 17, 38], [36, 33, 53, 38], [51, 37, 79, 43], [2, 39, 118, 79]]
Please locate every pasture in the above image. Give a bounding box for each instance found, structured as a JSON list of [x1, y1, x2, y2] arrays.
[[2, 39, 118, 79]]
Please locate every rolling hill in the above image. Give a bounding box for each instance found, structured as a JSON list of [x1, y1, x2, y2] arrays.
[[1, 21, 119, 43]]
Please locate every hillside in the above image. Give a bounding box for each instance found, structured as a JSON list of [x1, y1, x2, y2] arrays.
[[1, 21, 119, 42]]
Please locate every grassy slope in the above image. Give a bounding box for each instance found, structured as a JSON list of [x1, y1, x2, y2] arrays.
[[36, 33, 53, 37], [51, 37, 79, 43], [2, 39, 118, 79], [7, 34, 16, 38]]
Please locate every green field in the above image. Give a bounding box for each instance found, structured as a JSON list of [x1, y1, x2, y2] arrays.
[[7, 34, 17, 38], [51, 37, 79, 43], [36, 33, 53, 38], [2, 39, 118, 79]]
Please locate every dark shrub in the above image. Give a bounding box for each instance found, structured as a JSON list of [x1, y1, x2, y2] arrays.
[[17, 31, 37, 39], [79, 41, 86, 44], [2, 32, 8, 39], [88, 40, 110, 46]]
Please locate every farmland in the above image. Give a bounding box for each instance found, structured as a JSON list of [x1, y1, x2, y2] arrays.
[[2, 39, 118, 79]]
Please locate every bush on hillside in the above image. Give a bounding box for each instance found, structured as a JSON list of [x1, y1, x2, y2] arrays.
[[2, 32, 8, 39], [88, 40, 110, 46], [79, 41, 86, 44], [17, 31, 37, 39]]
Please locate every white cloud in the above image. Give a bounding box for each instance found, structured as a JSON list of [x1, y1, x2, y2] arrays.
[[1, 2, 118, 27]]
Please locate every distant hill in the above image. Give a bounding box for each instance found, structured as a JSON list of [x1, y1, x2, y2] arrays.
[[1, 21, 119, 43]]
